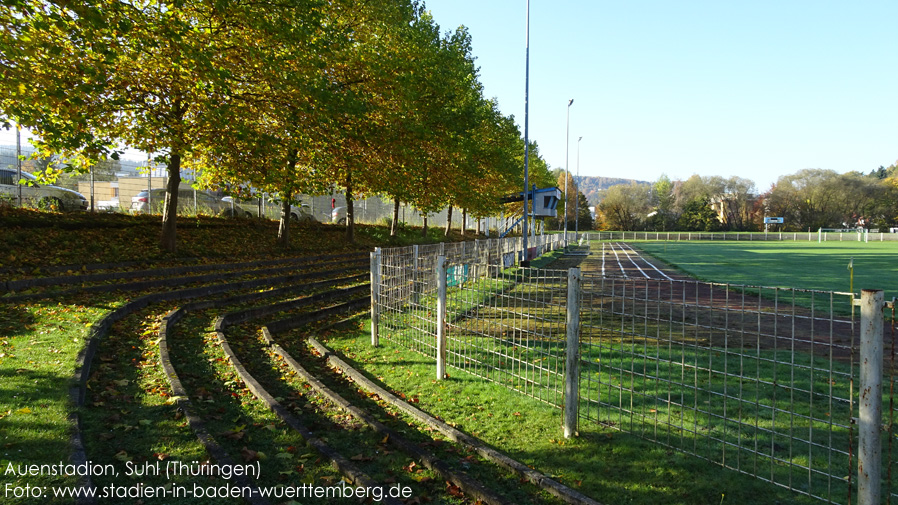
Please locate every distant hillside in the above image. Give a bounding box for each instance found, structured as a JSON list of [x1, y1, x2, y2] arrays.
[[573, 175, 649, 206]]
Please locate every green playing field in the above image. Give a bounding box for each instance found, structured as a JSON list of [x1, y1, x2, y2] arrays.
[[630, 240, 898, 296]]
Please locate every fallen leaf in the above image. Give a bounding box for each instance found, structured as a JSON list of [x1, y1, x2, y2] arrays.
[[446, 482, 463, 497], [240, 447, 259, 463]]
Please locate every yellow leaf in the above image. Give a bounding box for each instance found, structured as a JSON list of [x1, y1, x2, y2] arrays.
[[16, 407, 32, 414]]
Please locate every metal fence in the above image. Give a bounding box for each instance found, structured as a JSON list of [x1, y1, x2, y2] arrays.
[[372, 243, 897, 505], [593, 230, 898, 242], [1, 146, 510, 229], [578, 275, 893, 504], [373, 234, 569, 396]]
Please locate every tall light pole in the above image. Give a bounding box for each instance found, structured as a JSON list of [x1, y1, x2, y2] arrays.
[[576, 136, 582, 236], [564, 98, 574, 244], [522, 0, 531, 265]]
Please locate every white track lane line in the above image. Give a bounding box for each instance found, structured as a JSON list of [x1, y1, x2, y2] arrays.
[[620, 243, 651, 279], [622, 243, 674, 281], [609, 243, 628, 277]]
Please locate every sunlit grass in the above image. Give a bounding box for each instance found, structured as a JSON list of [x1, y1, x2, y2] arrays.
[[323, 318, 822, 505], [0, 294, 122, 502], [633, 240, 898, 295]]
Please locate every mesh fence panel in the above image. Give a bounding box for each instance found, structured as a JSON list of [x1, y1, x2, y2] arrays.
[[446, 265, 569, 406], [375, 235, 568, 402], [577, 274, 879, 504], [373, 239, 895, 505]]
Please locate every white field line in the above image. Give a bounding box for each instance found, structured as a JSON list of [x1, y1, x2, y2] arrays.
[[608, 243, 628, 277], [622, 243, 674, 281], [620, 244, 651, 279], [617, 243, 853, 325], [601, 243, 606, 277]]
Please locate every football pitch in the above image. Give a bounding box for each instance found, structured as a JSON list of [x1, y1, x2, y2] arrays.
[[627, 239, 898, 296]]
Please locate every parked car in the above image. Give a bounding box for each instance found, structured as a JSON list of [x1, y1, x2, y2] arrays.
[[0, 168, 88, 211], [130, 188, 230, 216], [222, 196, 317, 222], [331, 206, 346, 225]]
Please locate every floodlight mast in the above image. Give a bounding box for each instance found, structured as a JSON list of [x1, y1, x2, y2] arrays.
[[576, 136, 582, 236], [564, 98, 574, 245], [522, 0, 531, 266]]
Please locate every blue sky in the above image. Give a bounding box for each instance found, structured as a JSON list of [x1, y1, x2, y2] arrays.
[[423, 0, 897, 191]]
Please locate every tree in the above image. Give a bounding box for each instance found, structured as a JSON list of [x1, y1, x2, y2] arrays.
[[677, 197, 720, 231], [650, 174, 676, 231], [598, 183, 652, 231], [765, 169, 846, 231], [576, 191, 593, 231], [2, 0, 256, 252], [190, 0, 347, 247], [718, 176, 757, 231]]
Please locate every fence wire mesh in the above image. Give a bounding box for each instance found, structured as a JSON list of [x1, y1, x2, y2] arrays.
[[445, 265, 569, 406], [373, 239, 896, 505], [579, 274, 895, 504], [376, 235, 566, 360]]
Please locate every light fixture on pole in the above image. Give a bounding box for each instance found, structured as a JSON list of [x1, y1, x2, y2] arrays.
[[576, 136, 582, 236], [564, 98, 574, 244]]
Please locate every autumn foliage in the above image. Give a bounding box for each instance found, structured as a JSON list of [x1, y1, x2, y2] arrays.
[[0, 0, 546, 251]]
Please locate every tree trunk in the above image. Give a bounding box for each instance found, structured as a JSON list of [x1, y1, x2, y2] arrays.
[[422, 215, 428, 238], [461, 208, 467, 237], [277, 189, 292, 248], [160, 153, 181, 253], [345, 169, 354, 243], [444, 206, 452, 237], [277, 151, 298, 248], [390, 198, 400, 237]]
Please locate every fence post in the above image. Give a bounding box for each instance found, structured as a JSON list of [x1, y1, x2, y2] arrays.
[[858, 289, 883, 505], [370, 248, 381, 347], [564, 267, 581, 438], [436, 255, 448, 380]]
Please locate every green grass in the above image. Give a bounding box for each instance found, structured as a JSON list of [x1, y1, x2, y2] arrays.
[[0, 208, 493, 503], [2, 210, 892, 505], [322, 318, 822, 505], [0, 293, 124, 500], [631, 240, 898, 295], [371, 240, 898, 504], [576, 338, 865, 499]]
